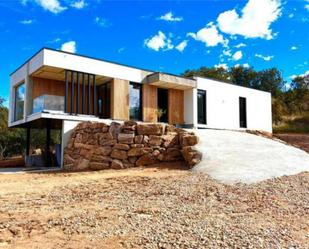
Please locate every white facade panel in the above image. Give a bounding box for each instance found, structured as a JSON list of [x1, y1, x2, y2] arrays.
[[195, 77, 272, 133], [43, 49, 151, 83]]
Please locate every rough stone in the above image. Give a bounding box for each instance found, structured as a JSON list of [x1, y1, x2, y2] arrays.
[[149, 135, 162, 146], [134, 135, 144, 144], [111, 159, 124, 169], [180, 133, 199, 147], [118, 133, 134, 144], [93, 146, 112, 156], [136, 154, 157, 166], [128, 147, 153, 157], [111, 149, 128, 160], [136, 124, 164, 135], [89, 162, 110, 170], [182, 146, 202, 167], [109, 122, 121, 139], [162, 134, 179, 148], [113, 144, 130, 151], [128, 156, 138, 164]]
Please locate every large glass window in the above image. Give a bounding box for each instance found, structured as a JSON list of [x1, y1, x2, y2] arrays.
[[129, 82, 142, 121], [14, 83, 25, 121], [197, 89, 207, 124]]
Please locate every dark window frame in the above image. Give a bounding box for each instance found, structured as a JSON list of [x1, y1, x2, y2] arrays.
[[197, 89, 207, 125], [239, 96, 247, 128], [129, 82, 143, 121]]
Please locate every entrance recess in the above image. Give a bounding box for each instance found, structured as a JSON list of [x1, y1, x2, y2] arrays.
[[97, 82, 111, 119], [157, 88, 168, 123]]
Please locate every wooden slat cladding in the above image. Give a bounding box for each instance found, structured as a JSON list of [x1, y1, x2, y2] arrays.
[[32, 77, 65, 99], [142, 84, 157, 122], [111, 78, 129, 120], [168, 89, 184, 124], [32, 76, 97, 115]]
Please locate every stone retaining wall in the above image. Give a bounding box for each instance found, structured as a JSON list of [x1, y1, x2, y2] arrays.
[[63, 121, 202, 171]]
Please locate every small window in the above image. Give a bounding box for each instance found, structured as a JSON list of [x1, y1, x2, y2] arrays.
[[14, 83, 25, 121], [197, 89, 207, 124], [239, 97, 247, 128], [129, 82, 142, 121]]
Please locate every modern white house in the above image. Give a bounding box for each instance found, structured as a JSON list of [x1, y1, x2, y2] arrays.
[[9, 48, 272, 167]]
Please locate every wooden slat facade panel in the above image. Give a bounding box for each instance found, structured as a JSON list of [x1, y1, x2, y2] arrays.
[[32, 76, 97, 115], [168, 89, 184, 125], [111, 78, 129, 120], [142, 84, 157, 122]]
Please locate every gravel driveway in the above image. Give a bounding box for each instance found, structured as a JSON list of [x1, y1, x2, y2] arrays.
[[193, 129, 309, 184]]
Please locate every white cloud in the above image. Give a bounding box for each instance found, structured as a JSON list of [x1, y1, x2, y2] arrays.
[[94, 17, 110, 27], [187, 22, 228, 47], [175, 40, 188, 52], [232, 50, 243, 61], [255, 53, 274, 61], [158, 11, 183, 22], [35, 0, 67, 14], [235, 43, 246, 48], [290, 70, 309, 79], [234, 63, 250, 68], [70, 0, 86, 9], [291, 46, 298, 50], [222, 49, 232, 56], [144, 31, 174, 52], [306, 1, 309, 11], [20, 19, 34, 25], [217, 0, 282, 40], [288, 13, 294, 18], [215, 63, 228, 70], [118, 47, 125, 53], [60, 41, 76, 53]]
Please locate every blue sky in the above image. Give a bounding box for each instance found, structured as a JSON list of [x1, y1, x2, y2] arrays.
[[0, 0, 309, 105]]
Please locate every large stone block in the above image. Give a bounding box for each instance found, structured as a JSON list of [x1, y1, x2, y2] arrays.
[[136, 154, 157, 166], [109, 122, 121, 139], [111, 159, 124, 169], [118, 133, 134, 144], [149, 135, 162, 146], [136, 124, 164, 135], [127, 147, 153, 157], [113, 143, 130, 150], [89, 162, 110, 170], [111, 149, 128, 160], [181, 146, 202, 168], [179, 133, 199, 147], [93, 146, 112, 156]]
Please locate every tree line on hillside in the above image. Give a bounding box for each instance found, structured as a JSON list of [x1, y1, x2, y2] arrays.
[[183, 66, 309, 125]]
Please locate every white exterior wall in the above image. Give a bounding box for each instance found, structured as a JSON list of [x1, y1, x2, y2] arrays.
[[195, 77, 272, 133], [43, 49, 151, 83]]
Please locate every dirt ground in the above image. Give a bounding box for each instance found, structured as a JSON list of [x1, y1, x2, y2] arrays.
[[274, 134, 309, 153], [0, 163, 308, 249]]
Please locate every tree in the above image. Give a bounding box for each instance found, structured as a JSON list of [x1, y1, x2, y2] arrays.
[[230, 66, 259, 88], [182, 66, 230, 82], [0, 97, 26, 159]]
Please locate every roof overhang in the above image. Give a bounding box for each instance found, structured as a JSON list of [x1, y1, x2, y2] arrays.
[[146, 73, 196, 90]]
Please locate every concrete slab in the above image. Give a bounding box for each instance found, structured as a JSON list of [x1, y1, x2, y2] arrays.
[[192, 129, 309, 184]]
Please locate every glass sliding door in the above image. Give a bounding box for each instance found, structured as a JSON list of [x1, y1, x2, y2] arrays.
[[14, 83, 25, 121], [197, 89, 207, 124], [129, 82, 142, 121]]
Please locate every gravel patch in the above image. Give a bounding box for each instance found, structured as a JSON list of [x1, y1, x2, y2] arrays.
[[0, 168, 308, 248]]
